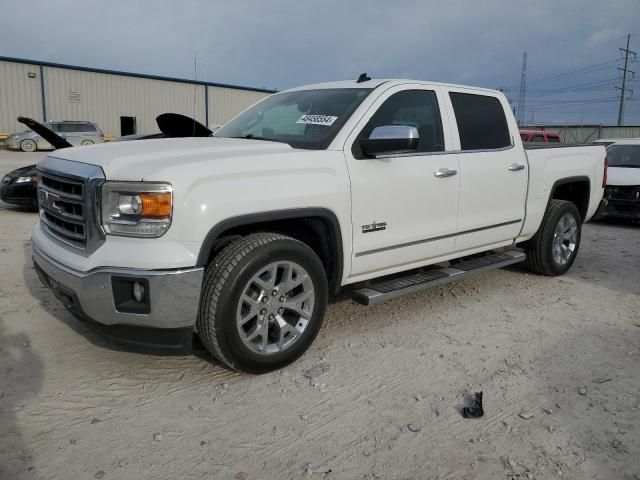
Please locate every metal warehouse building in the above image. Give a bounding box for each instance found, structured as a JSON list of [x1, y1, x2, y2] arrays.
[[0, 56, 274, 138]]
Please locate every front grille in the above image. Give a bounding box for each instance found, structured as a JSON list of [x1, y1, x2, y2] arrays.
[[38, 171, 87, 248], [41, 175, 83, 197]]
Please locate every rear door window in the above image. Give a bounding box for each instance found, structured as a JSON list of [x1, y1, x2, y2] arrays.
[[449, 93, 511, 150], [57, 124, 77, 133], [77, 124, 98, 133]]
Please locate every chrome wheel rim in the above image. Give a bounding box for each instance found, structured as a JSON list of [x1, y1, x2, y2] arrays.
[[552, 213, 578, 265], [236, 261, 315, 355], [22, 140, 36, 152]]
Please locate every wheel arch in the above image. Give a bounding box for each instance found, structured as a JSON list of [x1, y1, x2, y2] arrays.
[[548, 176, 590, 222], [197, 208, 344, 294]]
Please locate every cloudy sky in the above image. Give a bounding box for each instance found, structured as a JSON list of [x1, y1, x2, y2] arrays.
[[2, 0, 640, 124]]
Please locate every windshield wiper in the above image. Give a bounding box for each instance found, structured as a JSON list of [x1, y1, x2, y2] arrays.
[[228, 134, 285, 143]]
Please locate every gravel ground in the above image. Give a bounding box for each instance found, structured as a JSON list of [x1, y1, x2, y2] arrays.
[[1, 150, 639, 480]]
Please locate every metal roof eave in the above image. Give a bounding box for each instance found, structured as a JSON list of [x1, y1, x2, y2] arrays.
[[0, 55, 277, 94]]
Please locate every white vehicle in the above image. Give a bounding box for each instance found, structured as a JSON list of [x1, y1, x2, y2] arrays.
[[598, 139, 640, 221], [31, 78, 607, 373]]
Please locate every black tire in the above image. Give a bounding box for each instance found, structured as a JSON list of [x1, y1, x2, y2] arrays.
[[524, 199, 582, 276], [197, 232, 328, 373]]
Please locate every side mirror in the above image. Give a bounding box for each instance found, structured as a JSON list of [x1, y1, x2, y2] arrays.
[[359, 125, 419, 157]]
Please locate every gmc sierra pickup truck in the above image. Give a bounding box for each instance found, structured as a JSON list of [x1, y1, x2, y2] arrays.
[[31, 78, 607, 373]]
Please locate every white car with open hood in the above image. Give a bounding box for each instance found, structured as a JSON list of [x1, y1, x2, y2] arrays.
[[31, 77, 607, 373]]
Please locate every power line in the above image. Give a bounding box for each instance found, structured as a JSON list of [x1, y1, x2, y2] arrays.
[[502, 59, 621, 90], [526, 98, 622, 112], [526, 61, 621, 87], [528, 97, 620, 104], [522, 77, 640, 101], [524, 78, 621, 98], [530, 102, 640, 113]]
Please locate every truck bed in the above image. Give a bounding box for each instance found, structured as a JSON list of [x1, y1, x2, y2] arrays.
[[517, 143, 606, 242]]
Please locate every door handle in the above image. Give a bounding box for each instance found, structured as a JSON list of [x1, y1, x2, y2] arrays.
[[508, 163, 525, 171], [434, 168, 458, 178]]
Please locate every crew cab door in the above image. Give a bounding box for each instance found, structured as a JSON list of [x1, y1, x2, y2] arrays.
[[344, 85, 460, 281], [445, 90, 527, 252]]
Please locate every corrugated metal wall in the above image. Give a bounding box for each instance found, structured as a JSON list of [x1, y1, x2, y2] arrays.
[[0, 61, 43, 133], [530, 125, 640, 144], [207, 86, 267, 128], [43, 66, 206, 136], [0, 58, 271, 136]]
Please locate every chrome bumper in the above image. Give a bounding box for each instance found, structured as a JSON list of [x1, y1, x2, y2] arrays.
[[33, 247, 204, 329]]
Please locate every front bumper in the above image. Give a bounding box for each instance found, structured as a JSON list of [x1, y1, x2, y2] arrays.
[[594, 197, 640, 221], [5, 138, 19, 150], [33, 246, 204, 352], [595, 185, 640, 221]]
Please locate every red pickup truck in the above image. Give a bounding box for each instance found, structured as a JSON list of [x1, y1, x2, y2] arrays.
[[520, 130, 562, 143]]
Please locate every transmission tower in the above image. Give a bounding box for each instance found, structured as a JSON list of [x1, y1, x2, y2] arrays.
[[617, 34, 637, 126], [517, 52, 527, 126]]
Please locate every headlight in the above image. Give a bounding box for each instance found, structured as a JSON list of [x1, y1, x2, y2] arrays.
[[101, 181, 173, 238], [15, 175, 37, 183]]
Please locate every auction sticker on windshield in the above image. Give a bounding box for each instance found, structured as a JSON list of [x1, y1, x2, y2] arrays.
[[296, 114, 338, 126]]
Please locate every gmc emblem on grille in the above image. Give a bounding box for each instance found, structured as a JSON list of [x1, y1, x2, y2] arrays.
[[40, 189, 63, 214]]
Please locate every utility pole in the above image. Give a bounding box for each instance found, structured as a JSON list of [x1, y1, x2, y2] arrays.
[[617, 34, 637, 126], [517, 52, 527, 126]]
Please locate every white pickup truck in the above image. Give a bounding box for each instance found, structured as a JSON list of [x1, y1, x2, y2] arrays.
[[31, 78, 607, 373]]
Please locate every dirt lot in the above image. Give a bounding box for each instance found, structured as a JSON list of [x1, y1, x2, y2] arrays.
[[0, 149, 639, 480]]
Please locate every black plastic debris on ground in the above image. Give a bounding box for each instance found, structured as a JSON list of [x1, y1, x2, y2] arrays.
[[462, 391, 484, 418]]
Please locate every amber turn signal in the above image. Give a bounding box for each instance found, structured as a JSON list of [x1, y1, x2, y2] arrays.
[[140, 192, 172, 218]]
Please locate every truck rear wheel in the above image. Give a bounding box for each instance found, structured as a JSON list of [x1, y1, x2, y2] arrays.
[[197, 232, 328, 373], [524, 199, 581, 276]]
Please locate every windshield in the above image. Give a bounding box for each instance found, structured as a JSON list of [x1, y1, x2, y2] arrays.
[[606, 145, 640, 168], [215, 88, 372, 149]]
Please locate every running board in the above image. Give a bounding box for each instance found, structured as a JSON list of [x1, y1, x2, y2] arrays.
[[351, 250, 526, 306]]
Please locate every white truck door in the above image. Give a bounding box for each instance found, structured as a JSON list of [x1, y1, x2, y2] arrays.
[[445, 90, 527, 252], [345, 85, 460, 280]]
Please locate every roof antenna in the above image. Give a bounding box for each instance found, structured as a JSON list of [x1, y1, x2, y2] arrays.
[[192, 50, 198, 136], [357, 72, 371, 83]]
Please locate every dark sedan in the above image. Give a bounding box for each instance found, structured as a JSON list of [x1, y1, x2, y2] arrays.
[[0, 164, 38, 209]]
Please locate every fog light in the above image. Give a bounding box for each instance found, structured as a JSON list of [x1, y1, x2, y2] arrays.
[[112, 277, 150, 314], [133, 281, 145, 303]]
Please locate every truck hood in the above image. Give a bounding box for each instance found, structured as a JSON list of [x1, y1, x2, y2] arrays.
[[607, 166, 640, 186], [46, 137, 295, 180]]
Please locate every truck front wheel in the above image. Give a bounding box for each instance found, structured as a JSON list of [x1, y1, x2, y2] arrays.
[[197, 232, 328, 373], [524, 199, 582, 276]]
